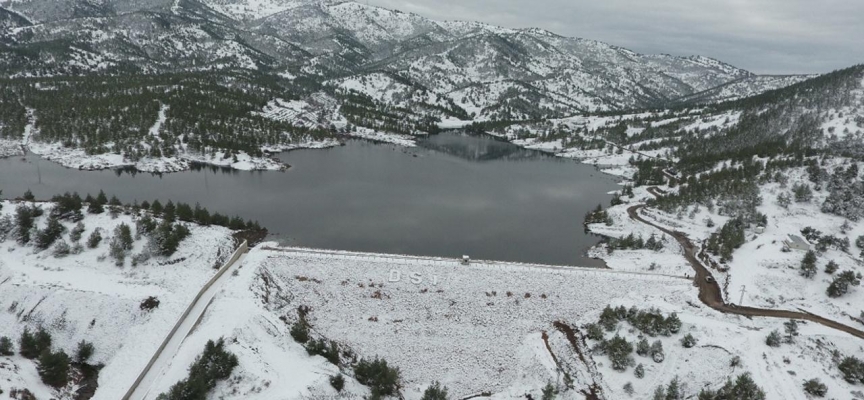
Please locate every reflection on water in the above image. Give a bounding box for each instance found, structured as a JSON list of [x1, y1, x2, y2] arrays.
[[0, 132, 617, 266], [420, 132, 556, 162]]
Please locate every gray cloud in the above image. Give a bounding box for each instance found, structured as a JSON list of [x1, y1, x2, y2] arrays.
[[368, 0, 864, 74]]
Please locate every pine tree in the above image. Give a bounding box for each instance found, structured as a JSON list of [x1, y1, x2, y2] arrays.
[[52, 240, 71, 258], [792, 183, 813, 203], [783, 319, 798, 343], [800, 251, 817, 278], [824, 260, 839, 274], [193, 203, 210, 226], [15, 204, 38, 244], [229, 215, 246, 230], [776, 192, 791, 209], [827, 270, 861, 297], [607, 334, 634, 371], [838, 356, 864, 384], [802, 378, 827, 397], [36, 215, 66, 250], [290, 321, 309, 343], [87, 228, 103, 249], [19, 327, 51, 359], [650, 340, 664, 363], [636, 338, 650, 356], [150, 199, 163, 215], [423, 382, 449, 400], [109, 239, 125, 266], [645, 233, 657, 250], [115, 223, 134, 251], [330, 374, 345, 392], [354, 357, 401, 397], [730, 356, 741, 367], [95, 190, 108, 206], [652, 386, 666, 400], [623, 382, 635, 396], [19, 328, 38, 358], [163, 201, 176, 222], [540, 382, 555, 400], [598, 305, 620, 331], [765, 330, 781, 347], [586, 323, 604, 341], [87, 198, 104, 214], [108, 195, 123, 218], [76, 340, 95, 363], [681, 333, 697, 348], [0, 336, 14, 356], [665, 313, 682, 334], [699, 373, 765, 400], [70, 221, 85, 242], [665, 377, 681, 400], [176, 202, 194, 222], [38, 350, 70, 388], [634, 363, 645, 379]]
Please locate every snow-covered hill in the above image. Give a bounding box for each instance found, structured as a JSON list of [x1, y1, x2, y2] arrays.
[[246, 1, 763, 116], [0, 0, 808, 121], [0, 199, 237, 398]]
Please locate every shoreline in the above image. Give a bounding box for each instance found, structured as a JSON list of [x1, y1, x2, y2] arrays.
[[3, 129, 424, 174]]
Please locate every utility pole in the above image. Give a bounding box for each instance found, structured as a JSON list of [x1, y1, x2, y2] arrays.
[[738, 285, 746, 306]]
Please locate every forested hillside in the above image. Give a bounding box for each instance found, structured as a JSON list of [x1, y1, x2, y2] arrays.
[[0, 0, 814, 164]]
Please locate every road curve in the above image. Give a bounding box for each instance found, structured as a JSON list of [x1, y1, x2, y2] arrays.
[[627, 202, 864, 340]]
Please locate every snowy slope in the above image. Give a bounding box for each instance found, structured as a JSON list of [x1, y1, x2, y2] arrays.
[[0, 199, 236, 399], [190, 245, 691, 398], [672, 74, 817, 105]]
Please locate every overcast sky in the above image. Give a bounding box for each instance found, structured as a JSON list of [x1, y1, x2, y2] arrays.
[[367, 0, 863, 75]]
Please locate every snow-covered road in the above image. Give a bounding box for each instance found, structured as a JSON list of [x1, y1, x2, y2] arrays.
[[123, 243, 248, 400]]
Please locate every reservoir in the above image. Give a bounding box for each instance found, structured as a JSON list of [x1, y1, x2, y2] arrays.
[[0, 132, 618, 266]]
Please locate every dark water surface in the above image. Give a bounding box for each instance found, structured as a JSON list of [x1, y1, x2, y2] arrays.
[[0, 132, 618, 266]]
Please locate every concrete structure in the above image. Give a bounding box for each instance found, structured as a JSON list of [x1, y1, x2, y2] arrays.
[[783, 234, 810, 251]]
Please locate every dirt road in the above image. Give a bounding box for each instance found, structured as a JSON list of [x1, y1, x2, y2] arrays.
[[627, 202, 864, 340]]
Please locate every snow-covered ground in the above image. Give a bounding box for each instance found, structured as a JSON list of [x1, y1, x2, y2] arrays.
[[25, 139, 292, 173], [585, 162, 864, 329], [0, 199, 236, 398], [149, 243, 864, 400], [156, 244, 691, 400], [0, 138, 24, 158], [573, 179, 864, 399], [145, 247, 368, 400], [724, 165, 864, 326], [589, 293, 864, 400], [258, 96, 420, 147]]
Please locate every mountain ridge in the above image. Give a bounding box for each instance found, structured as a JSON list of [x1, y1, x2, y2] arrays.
[[0, 0, 812, 120]]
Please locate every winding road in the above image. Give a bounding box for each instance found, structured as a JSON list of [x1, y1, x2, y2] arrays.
[[628, 194, 864, 340]]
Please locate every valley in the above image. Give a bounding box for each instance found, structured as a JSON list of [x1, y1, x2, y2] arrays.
[[1, 0, 864, 399]]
